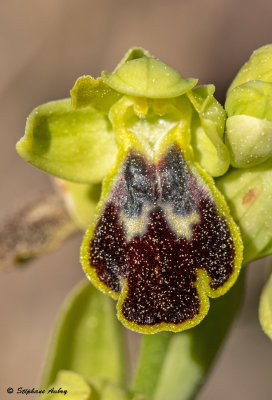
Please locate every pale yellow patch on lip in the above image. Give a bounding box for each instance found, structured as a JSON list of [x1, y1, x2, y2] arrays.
[[120, 205, 152, 241], [163, 204, 200, 240]]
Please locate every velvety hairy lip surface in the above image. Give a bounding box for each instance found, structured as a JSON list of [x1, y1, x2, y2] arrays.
[[83, 144, 241, 333]]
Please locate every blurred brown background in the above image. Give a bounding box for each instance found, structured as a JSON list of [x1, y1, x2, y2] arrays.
[[1, 0, 272, 399]]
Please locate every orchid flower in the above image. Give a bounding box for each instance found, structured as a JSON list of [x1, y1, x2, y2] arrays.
[[3, 45, 271, 399]]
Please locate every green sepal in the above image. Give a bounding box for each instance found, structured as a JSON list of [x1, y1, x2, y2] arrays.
[[102, 57, 197, 99], [16, 99, 117, 183], [131, 270, 246, 400], [259, 271, 272, 341], [70, 76, 121, 111], [216, 159, 272, 263], [228, 44, 272, 92], [40, 280, 127, 389], [54, 178, 101, 230], [40, 370, 91, 400], [187, 85, 229, 177]]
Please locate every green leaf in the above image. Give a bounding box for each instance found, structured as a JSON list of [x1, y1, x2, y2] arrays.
[[131, 270, 246, 400], [70, 76, 121, 111], [54, 178, 101, 230], [228, 44, 272, 92], [102, 57, 197, 99], [41, 280, 127, 389], [187, 85, 229, 177], [216, 159, 272, 263], [259, 271, 272, 340], [16, 99, 117, 183], [40, 370, 91, 400]]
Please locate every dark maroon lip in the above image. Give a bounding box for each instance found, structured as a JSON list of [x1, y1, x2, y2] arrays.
[[89, 145, 235, 327]]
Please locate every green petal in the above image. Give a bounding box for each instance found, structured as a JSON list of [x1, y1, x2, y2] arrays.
[[187, 85, 229, 177], [54, 178, 101, 230], [70, 76, 121, 111], [259, 271, 272, 340], [131, 270, 245, 400], [216, 159, 272, 263], [16, 99, 117, 183], [41, 280, 126, 389], [228, 44, 272, 92], [40, 371, 91, 400], [102, 57, 197, 99], [225, 115, 272, 168]]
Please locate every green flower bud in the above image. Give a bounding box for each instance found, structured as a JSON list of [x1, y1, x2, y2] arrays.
[[225, 81, 272, 168], [225, 44, 272, 168], [228, 44, 272, 92]]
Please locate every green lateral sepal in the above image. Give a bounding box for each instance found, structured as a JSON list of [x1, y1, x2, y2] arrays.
[[16, 99, 117, 183]]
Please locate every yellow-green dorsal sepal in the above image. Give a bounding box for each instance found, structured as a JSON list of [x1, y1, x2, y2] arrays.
[[81, 97, 242, 334], [114, 46, 152, 70], [102, 57, 198, 98]]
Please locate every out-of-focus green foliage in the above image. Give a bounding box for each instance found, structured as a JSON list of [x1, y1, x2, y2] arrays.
[[41, 281, 127, 389]]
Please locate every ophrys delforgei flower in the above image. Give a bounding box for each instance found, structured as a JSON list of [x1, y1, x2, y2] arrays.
[[16, 47, 245, 333]]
